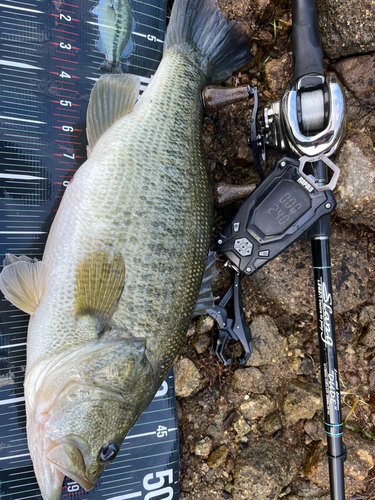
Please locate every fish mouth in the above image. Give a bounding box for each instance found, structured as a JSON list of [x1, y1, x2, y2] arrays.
[[47, 443, 95, 492]]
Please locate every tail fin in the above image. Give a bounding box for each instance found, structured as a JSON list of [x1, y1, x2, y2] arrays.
[[164, 0, 251, 84]]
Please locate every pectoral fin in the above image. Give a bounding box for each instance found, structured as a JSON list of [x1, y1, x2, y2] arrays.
[[75, 251, 125, 330], [86, 74, 140, 156], [0, 254, 49, 314]]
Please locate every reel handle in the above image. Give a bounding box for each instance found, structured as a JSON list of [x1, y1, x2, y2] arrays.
[[292, 0, 324, 80]]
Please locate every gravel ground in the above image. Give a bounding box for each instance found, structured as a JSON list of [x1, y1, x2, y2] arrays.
[[174, 0, 375, 498]]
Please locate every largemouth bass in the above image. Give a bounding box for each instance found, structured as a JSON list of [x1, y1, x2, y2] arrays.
[[0, 0, 251, 498], [91, 0, 136, 73]]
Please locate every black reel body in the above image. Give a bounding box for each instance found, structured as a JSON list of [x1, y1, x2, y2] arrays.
[[216, 157, 336, 275]]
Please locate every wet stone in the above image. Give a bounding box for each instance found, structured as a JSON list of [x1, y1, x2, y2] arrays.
[[317, 0, 375, 58], [334, 130, 375, 230], [174, 357, 202, 397], [207, 444, 229, 469], [231, 367, 266, 394], [240, 394, 276, 421], [246, 315, 287, 367], [194, 436, 213, 458], [282, 379, 321, 424], [333, 54, 375, 106], [232, 439, 299, 500]]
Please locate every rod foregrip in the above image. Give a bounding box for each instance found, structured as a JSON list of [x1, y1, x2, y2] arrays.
[[292, 0, 324, 80]]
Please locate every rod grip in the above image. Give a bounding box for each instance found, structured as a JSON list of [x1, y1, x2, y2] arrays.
[[292, 0, 324, 80]]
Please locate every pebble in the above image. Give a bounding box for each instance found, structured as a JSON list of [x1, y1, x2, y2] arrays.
[[192, 333, 211, 354], [231, 367, 266, 394], [194, 436, 212, 458], [263, 53, 293, 98], [240, 394, 276, 421], [282, 379, 321, 424], [262, 411, 282, 434], [233, 416, 251, 439], [246, 315, 287, 367], [196, 315, 214, 335], [174, 358, 202, 397], [359, 305, 375, 327], [207, 445, 229, 469]]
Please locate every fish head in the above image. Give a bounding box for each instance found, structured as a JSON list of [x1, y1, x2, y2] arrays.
[[26, 335, 159, 499]]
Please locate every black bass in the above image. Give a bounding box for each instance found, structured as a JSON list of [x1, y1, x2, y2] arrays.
[[0, 0, 251, 498], [91, 0, 136, 73]]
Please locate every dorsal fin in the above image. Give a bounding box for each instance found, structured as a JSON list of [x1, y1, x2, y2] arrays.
[[0, 254, 49, 315], [75, 251, 126, 332], [86, 74, 140, 156]]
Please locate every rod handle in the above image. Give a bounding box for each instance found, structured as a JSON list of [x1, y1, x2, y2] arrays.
[[292, 0, 324, 80]]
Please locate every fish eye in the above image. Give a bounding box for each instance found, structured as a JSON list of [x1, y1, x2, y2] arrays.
[[99, 443, 120, 463]]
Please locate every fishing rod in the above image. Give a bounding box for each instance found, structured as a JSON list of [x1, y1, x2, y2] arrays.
[[205, 0, 347, 498]]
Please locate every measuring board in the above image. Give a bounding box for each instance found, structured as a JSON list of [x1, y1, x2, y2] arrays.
[[0, 0, 180, 499]]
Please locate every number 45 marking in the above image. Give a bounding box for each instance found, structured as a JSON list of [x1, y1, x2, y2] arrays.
[[156, 425, 168, 438]]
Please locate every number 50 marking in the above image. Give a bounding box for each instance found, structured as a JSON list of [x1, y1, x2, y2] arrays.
[[143, 469, 173, 500]]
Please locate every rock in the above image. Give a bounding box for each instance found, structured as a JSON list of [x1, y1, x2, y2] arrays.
[[174, 358, 202, 397], [304, 430, 374, 495], [333, 54, 375, 106], [253, 225, 372, 315], [282, 380, 322, 424], [262, 411, 282, 434], [206, 411, 228, 439], [196, 315, 214, 335], [233, 416, 251, 439], [232, 439, 299, 500], [251, 0, 274, 20], [240, 394, 276, 421], [195, 436, 213, 458], [245, 315, 287, 367], [300, 356, 315, 376], [304, 419, 326, 444], [231, 367, 266, 394], [359, 305, 375, 327], [359, 323, 375, 349], [263, 53, 293, 97], [334, 130, 375, 230], [207, 444, 229, 468], [192, 333, 211, 354], [233, 141, 253, 167], [317, 0, 375, 58]]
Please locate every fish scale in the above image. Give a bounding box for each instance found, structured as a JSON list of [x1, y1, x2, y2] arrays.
[[26, 49, 212, 374]]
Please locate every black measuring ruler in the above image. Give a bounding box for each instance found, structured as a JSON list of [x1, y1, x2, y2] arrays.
[[0, 0, 180, 499]]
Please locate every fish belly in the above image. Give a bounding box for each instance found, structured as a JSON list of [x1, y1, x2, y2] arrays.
[[27, 50, 213, 376]]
